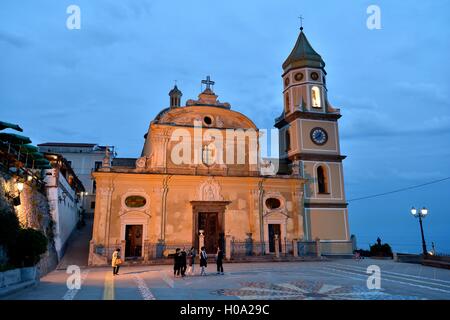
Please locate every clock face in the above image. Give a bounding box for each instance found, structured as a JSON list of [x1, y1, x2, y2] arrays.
[[310, 127, 328, 145]]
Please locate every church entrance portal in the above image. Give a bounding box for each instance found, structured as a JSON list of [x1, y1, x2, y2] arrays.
[[125, 225, 143, 258], [268, 224, 282, 253], [190, 201, 230, 255], [198, 212, 221, 254]]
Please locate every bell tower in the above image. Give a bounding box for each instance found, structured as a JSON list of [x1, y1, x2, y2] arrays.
[[275, 27, 350, 243], [169, 84, 182, 108]]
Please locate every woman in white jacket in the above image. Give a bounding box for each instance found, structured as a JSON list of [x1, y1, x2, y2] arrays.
[[112, 248, 122, 275]]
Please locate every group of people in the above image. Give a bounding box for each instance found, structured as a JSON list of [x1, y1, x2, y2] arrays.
[[111, 246, 225, 277], [173, 246, 224, 277], [173, 247, 194, 277]]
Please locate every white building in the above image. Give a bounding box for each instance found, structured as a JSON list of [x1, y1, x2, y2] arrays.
[[43, 153, 85, 259], [38, 143, 113, 216]]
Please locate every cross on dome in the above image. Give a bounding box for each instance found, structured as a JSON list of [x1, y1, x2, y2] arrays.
[[201, 75, 215, 91]]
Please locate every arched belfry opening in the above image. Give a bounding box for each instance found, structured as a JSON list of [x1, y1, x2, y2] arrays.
[[317, 165, 329, 194]]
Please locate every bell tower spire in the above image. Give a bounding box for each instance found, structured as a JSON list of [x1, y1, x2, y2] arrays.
[[275, 27, 349, 242], [169, 83, 182, 108]]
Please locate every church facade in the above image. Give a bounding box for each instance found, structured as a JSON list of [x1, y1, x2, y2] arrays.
[[89, 29, 351, 264]]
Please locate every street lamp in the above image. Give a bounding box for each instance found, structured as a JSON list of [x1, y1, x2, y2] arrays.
[[410, 206, 429, 257], [17, 181, 24, 192]]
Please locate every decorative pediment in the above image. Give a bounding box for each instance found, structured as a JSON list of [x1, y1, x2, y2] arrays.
[[263, 192, 289, 218], [263, 210, 289, 219], [197, 177, 224, 201]]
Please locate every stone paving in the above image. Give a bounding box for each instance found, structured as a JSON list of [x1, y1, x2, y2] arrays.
[[3, 259, 450, 300], [56, 218, 93, 270]]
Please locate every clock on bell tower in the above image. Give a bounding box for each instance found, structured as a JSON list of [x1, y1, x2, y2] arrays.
[[275, 27, 350, 243]]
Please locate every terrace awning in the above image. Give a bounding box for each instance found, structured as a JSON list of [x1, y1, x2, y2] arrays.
[[17, 144, 39, 154], [31, 152, 45, 159], [0, 132, 32, 144], [0, 121, 23, 132], [35, 164, 52, 169], [34, 158, 51, 166]]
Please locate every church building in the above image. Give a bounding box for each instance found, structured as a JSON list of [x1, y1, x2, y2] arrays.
[[89, 28, 351, 264]]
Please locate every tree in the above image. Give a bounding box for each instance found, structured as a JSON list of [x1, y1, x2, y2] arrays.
[[10, 228, 48, 267], [370, 238, 393, 257], [0, 207, 20, 247]]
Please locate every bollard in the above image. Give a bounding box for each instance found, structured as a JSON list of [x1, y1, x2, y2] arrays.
[[293, 239, 299, 257], [315, 238, 321, 257], [275, 234, 280, 258]]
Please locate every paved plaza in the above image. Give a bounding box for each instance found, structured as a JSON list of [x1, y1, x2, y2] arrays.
[[3, 259, 450, 300]]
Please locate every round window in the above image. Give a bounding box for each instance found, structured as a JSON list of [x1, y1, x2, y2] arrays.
[[311, 72, 319, 81], [125, 196, 147, 208], [294, 72, 304, 81], [284, 77, 290, 86], [265, 198, 281, 209], [203, 116, 212, 126]]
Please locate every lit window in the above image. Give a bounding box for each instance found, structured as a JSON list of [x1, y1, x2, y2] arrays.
[[311, 86, 321, 108]]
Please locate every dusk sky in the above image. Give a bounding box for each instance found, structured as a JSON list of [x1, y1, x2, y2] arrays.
[[1, 0, 449, 253]]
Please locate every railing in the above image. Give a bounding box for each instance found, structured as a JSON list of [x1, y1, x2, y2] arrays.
[[94, 243, 194, 261], [231, 240, 266, 257], [435, 252, 450, 258], [320, 240, 353, 255], [147, 243, 194, 259], [92, 239, 353, 263], [282, 238, 294, 257], [297, 241, 318, 257], [94, 245, 118, 260]]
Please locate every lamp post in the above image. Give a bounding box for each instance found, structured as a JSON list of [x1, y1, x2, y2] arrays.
[[17, 181, 24, 193], [410, 207, 428, 257]]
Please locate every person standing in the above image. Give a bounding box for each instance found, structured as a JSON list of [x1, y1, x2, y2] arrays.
[[216, 246, 224, 275], [112, 248, 122, 276], [180, 247, 187, 277], [200, 246, 208, 276], [187, 247, 196, 275], [173, 248, 181, 278]]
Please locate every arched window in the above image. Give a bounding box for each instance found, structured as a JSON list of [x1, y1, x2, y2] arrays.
[[285, 129, 291, 152], [311, 86, 321, 109], [317, 165, 329, 194], [285, 93, 290, 113]]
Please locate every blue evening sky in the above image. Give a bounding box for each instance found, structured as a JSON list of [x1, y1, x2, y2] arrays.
[[1, 0, 449, 253]]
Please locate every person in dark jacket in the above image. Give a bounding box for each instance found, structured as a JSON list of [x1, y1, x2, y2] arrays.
[[173, 248, 181, 277], [200, 246, 208, 276], [180, 247, 187, 277], [216, 246, 224, 275]]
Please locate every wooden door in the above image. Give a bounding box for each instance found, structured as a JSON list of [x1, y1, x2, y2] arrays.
[[198, 212, 219, 254]]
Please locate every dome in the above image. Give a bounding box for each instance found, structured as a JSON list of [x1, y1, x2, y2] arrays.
[[152, 84, 257, 130], [153, 105, 257, 130]]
